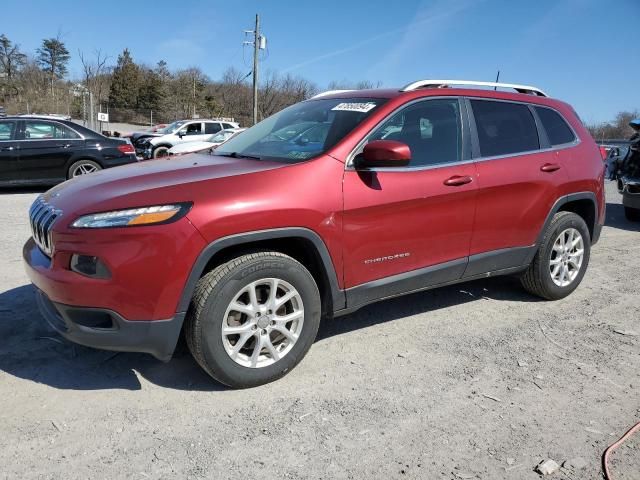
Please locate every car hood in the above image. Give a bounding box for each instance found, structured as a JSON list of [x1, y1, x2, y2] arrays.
[[43, 154, 287, 217]]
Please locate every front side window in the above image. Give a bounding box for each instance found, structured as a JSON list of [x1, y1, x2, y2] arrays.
[[366, 98, 462, 167], [182, 123, 202, 135], [471, 100, 539, 157], [535, 107, 576, 146], [216, 97, 387, 163], [0, 121, 16, 141]]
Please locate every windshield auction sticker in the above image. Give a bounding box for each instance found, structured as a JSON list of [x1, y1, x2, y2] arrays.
[[331, 102, 377, 113]]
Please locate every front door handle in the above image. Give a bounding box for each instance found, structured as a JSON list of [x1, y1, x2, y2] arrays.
[[58, 144, 72, 149], [0, 146, 15, 151], [444, 175, 473, 186], [540, 163, 561, 172]]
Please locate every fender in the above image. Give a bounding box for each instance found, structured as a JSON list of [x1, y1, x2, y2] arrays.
[[175, 227, 346, 314], [526, 191, 599, 264]]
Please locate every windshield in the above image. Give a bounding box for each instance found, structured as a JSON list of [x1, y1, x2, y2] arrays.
[[157, 121, 186, 134], [216, 97, 386, 163]]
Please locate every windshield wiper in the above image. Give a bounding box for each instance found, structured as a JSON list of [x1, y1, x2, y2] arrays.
[[217, 151, 262, 160]]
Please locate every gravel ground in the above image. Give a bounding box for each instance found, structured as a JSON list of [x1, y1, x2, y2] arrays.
[[0, 181, 638, 480]]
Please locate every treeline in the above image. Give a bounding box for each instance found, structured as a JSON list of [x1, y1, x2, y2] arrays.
[[0, 32, 379, 127], [586, 110, 639, 141]]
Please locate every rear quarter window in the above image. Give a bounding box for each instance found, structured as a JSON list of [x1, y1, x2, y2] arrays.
[[470, 99, 539, 157], [535, 107, 576, 146]]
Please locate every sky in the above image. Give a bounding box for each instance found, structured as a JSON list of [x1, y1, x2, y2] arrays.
[[2, 0, 638, 124]]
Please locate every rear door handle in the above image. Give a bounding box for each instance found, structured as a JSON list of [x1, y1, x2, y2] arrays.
[[0, 146, 15, 151], [444, 175, 473, 186], [540, 163, 561, 172]]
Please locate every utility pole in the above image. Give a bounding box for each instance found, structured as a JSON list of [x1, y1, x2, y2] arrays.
[[252, 14, 260, 125], [244, 14, 266, 125]]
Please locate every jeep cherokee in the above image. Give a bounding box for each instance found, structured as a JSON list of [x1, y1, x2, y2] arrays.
[[23, 80, 605, 388]]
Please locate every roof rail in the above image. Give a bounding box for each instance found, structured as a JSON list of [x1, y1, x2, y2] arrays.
[[310, 89, 355, 99], [400, 79, 547, 97]]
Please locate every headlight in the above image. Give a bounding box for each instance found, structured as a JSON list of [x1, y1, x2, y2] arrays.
[[71, 203, 191, 228]]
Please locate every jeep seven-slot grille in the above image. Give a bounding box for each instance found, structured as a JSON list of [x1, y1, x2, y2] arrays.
[[29, 196, 62, 257]]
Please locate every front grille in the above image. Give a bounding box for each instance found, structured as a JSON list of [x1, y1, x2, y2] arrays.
[[29, 196, 62, 257]]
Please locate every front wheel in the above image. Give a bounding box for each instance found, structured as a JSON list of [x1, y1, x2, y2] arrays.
[[184, 252, 321, 388], [153, 146, 170, 158], [520, 211, 591, 300]]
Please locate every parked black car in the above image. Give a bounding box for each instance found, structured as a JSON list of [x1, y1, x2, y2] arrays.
[[0, 117, 138, 186]]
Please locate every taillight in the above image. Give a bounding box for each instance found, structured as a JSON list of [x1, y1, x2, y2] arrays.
[[599, 146, 607, 160], [117, 144, 135, 154]]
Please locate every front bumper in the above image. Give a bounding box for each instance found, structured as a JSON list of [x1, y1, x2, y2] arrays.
[[35, 288, 183, 361], [618, 176, 640, 209]]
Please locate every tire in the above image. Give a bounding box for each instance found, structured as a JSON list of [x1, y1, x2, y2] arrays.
[[520, 211, 591, 300], [184, 252, 321, 388], [68, 159, 102, 179], [153, 146, 170, 158], [624, 206, 640, 222]]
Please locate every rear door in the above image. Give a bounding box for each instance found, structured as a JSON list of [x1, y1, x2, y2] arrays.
[[342, 97, 477, 297], [18, 120, 84, 182], [466, 98, 569, 272], [0, 120, 20, 183]]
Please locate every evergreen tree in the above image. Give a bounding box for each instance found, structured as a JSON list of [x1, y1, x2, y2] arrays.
[[36, 35, 70, 92], [108, 48, 140, 109]]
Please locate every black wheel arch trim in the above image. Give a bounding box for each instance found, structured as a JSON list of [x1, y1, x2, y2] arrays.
[[176, 227, 346, 315], [532, 192, 600, 259]]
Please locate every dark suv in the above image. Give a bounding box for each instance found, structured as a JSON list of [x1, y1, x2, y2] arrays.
[[23, 80, 605, 388], [1, 117, 137, 186]]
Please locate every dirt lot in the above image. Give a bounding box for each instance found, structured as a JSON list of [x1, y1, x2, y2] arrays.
[[1, 182, 638, 480]]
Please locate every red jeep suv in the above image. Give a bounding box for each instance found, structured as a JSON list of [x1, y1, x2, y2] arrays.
[[23, 80, 605, 388]]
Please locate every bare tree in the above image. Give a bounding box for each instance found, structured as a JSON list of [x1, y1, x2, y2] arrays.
[[0, 34, 27, 79], [79, 49, 111, 109]]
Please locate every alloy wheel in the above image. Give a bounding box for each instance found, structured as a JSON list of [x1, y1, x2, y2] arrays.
[[221, 278, 304, 368], [72, 163, 98, 177], [549, 228, 584, 287]]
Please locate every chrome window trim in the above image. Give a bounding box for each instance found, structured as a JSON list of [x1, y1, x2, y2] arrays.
[[20, 119, 86, 142], [345, 96, 466, 171]]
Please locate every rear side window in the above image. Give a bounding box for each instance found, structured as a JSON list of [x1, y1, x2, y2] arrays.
[[471, 100, 539, 157], [535, 107, 576, 146], [222, 123, 235, 129], [205, 122, 221, 134], [24, 121, 80, 140], [0, 121, 16, 141]]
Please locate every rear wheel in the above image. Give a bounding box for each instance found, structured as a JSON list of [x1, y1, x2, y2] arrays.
[[624, 206, 640, 222], [520, 212, 591, 300], [68, 159, 102, 178], [184, 252, 321, 388]]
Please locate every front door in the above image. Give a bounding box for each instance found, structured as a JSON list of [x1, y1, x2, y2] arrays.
[[342, 98, 477, 305], [0, 120, 20, 183], [18, 120, 83, 182]]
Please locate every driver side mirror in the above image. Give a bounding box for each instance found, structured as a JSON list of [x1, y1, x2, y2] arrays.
[[178, 130, 186, 138], [354, 140, 411, 169]]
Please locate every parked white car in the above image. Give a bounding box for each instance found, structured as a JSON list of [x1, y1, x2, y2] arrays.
[[168, 128, 246, 156], [143, 119, 239, 158]]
